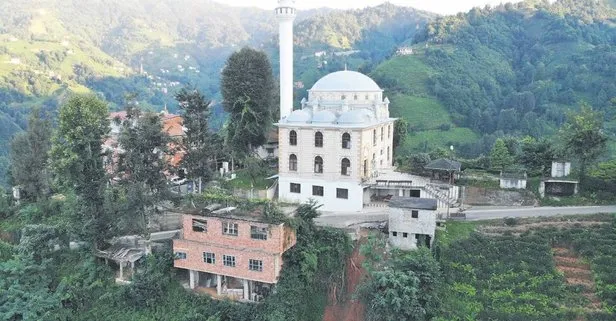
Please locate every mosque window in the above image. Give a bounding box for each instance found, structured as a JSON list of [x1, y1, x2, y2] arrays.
[[342, 133, 351, 149], [388, 125, 391, 138], [289, 130, 297, 146], [373, 130, 377, 146], [381, 127, 384, 141], [387, 147, 390, 161], [354, 95, 358, 100], [341, 158, 351, 176], [289, 154, 298, 172], [315, 132, 323, 147], [365, 94, 369, 100], [341, 95, 346, 100], [314, 156, 324, 174], [363, 160, 368, 177]]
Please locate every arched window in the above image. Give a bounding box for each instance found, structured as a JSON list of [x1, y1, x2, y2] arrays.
[[381, 127, 384, 141], [388, 125, 392, 138], [354, 95, 358, 100], [373, 130, 377, 146], [289, 154, 298, 172], [289, 130, 297, 146], [314, 156, 323, 174], [341, 158, 351, 176], [363, 160, 368, 177], [342, 133, 351, 149], [315, 132, 323, 147], [387, 147, 390, 162]]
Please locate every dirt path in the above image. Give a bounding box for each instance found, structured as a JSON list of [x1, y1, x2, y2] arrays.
[[323, 238, 366, 321], [553, 247, 602, 321]]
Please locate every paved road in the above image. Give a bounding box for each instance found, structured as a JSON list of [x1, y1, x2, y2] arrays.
[[465, 205, 616, 221], [315, 205, 616, 228]]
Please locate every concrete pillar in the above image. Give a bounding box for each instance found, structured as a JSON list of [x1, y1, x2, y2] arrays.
[[243, 279, 249, 300], [216, 274, 222, 295], [189, 270, 199, 289], [119, 262, 124, 280]]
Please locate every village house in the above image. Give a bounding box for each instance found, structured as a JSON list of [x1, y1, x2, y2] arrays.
[[172, 205, 296, 302], [388, 197, 438, 251]]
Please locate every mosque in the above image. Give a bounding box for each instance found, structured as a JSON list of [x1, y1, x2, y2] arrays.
[[274, 0, 458, 212]]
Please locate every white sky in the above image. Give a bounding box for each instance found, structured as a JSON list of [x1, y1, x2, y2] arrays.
[[216, 0, 521, 15]]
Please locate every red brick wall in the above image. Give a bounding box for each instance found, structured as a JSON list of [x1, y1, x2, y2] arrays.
[[173, 215, 297, 283], [174, 239, 281, 283]]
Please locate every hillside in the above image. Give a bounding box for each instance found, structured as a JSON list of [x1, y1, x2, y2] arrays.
[[0, 1, 433, 185], [370, 0, 616, 158]]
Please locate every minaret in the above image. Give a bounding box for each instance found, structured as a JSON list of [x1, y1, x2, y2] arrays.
[[275, 0, 297, 120]]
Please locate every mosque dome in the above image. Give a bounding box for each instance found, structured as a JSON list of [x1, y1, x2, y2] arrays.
[[311, 71, 382, 92], [312, 110, 337, 124], [286, 109, 312, 123], [337, 109, 376, 124]]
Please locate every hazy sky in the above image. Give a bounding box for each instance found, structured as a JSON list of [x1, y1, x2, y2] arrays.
[[215, 0, 522, 15]]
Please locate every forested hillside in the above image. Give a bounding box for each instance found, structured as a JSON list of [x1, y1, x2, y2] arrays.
[[0, 1, 432, 185], [370, 0, 616, 158]]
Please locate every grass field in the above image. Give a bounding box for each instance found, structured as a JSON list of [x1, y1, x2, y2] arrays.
[[370, 55, 434, 95], [399, 127, 479, 155], [389, 94, 452, 131]]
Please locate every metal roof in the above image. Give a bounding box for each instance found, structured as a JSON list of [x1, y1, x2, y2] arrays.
[[388, 197, 438, 210], [425, 159, 462, 171]]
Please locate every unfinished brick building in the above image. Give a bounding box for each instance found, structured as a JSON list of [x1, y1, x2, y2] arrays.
[[173, 206, 296, 301]]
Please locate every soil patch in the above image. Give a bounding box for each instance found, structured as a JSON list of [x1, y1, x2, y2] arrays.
[[323, 233, 367, 321], [479, 221, 607, 235], [553, 247, 602, 319], [465, 186, 537, 206]]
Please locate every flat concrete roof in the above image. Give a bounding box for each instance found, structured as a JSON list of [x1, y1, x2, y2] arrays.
[[388, 197, 438, 210]]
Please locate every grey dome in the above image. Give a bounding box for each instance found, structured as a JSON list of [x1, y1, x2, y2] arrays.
[[311, 71, 382, 92], [337, 109, 375, 124], [312, 110, 337, 123], [286, 109, 311, 123]]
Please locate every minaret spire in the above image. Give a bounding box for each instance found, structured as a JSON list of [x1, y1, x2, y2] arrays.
[[275, 0, 297, 120]]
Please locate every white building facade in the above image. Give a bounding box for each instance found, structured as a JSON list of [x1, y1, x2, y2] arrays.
[[277, 71, 396, 212], [388, 197, 438, 251], [273, 0, 458, 213]]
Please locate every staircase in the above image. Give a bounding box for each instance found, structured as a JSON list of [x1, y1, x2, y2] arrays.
[[423, 184, 458, 208]]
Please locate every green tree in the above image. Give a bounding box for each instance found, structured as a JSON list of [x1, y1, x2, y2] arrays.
[[176, 87, 213, 193], [393, 118, 409, 150], [361, 247, 442, 321], [50, 95, 110, 247], [519, 136, 555, 176], [117, 109, 172, 247], [9, 108, 52, 201], [221, 47, 275, 156], [559, 104, 608, 185], [490, 138, 514, 170]]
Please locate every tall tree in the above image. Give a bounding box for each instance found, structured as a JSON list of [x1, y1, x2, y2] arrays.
[[519, 136, 554, 176], [221, 47, 275, 156], [560, 104, 608, 185], [50, 95, 110, 247], [117, 109, 171, 248], [176, 87, 212, 193], [490, 138, 514, 171], [9, 108, 52, 201], [393, 118, 409, 150]]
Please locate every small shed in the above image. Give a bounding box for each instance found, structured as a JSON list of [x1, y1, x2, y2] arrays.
[[551, 161, 571, 178], [540, 161, 578, 198], [425, 159, 461, 184], [500, 171, 527, 190], [388, 197, 438, 251]]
